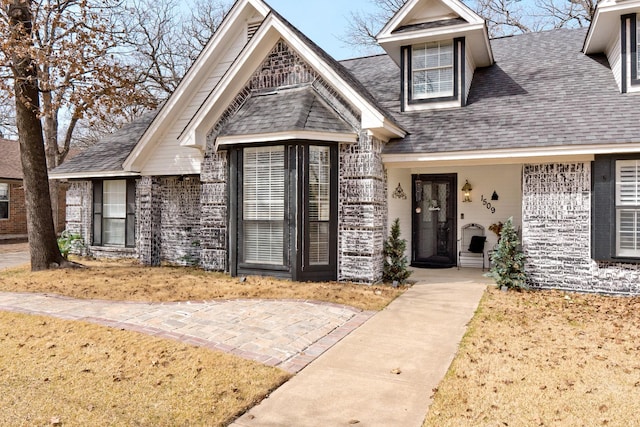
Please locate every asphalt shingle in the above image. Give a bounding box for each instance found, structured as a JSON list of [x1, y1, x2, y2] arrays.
[[0, 138, 22, 180], [219, 86, 354, 136], [51, 111, 157, 175], [341, 28, 637, 155]]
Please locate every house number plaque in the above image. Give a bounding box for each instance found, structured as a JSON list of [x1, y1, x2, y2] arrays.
[[481, 195, 496, 214]]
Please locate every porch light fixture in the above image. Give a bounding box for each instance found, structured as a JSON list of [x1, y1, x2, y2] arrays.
[[461, 180, 473, 202]]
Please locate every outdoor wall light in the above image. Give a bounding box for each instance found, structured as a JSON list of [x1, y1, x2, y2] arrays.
[[461, 180, 473, 202]]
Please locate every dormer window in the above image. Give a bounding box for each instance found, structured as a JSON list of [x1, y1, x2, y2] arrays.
[[412, 41, 454, 99], [400, 38, 463, 110], [376, 0, 494, 111]]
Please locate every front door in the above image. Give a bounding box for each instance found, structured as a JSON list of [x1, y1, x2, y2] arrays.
[[412, 174, 457, 268]]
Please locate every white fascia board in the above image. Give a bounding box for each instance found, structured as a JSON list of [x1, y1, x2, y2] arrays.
[[178, 20, 282, 150], [382, 143, 640, 164], [270, 19, 404, 138], [181, 13, 405, 149], [49, 171, 140, 180], [216, 131, 358, 147], [123, 0, 269, 172], [378, 0, 483, 39], [584, 1, 640, 53], [442, 0, 485, 24], [377, 0, 421, 38], [377, 22, 483, 45]]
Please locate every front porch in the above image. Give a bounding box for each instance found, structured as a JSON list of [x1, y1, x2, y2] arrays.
[[409, 266, 496, 286]]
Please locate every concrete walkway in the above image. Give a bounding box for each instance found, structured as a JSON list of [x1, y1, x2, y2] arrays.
[[0, 250, 491, 425], [233, 270, 489, 427], [0, 246, 30, 270]]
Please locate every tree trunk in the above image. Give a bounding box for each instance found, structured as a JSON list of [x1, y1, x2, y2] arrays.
[[42, 91, 61, 233], [9, 0, 65, 270]]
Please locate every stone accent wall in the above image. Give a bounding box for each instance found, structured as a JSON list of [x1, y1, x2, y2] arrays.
[[138, 176, 161, 265], [65, 181, 92, 255], [160, 177, 201, 266], [523, 162, 640, 295], [200, 152, 228, 271], [250, 40, 317, 90], [339, 133, 387, 283]]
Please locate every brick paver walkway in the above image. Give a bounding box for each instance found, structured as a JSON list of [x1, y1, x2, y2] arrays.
[[0, 292, 374, 373]]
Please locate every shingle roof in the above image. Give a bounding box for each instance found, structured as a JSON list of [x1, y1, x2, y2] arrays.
[[51, 111, 157, 176], [342, 28, 639, 155], [57, 26, 639, 176], [219, 87, 354, 136], [268, 9, 403, 130], [0, 138, 23, 180]]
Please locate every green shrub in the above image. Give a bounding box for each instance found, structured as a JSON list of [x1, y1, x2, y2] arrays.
[[383, 218, 412, 284], [487, 217, 527, 290], [57, 230, 84, 260]]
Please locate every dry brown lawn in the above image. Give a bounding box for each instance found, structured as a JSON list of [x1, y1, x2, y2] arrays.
[[0, 257, 404, 311], [0, 250, 404, 425], [0, 311, 289, 426], [424, 288, 640, 427]]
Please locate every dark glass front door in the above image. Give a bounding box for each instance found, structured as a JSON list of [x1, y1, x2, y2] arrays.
[[412, 174, 457, 268]]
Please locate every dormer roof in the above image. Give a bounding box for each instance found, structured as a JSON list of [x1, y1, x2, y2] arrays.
[[377, 0, 493, 67], [584, 0, 640, 54]]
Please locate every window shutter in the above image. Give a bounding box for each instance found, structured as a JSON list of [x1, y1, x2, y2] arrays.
[[592, 156, 615, 260], [93, 180, 103, 245], [126, 179, 136, 248]]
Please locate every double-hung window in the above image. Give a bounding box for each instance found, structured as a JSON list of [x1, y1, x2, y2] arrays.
[[93, 179, 136, 247], [616, 160, 640, 257], [242, 146, 285, 266], [0, 183, 8, 219], [412, 40, 454, 99]]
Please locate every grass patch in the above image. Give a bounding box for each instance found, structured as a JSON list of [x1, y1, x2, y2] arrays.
[[0, 311, 289, 426], [0, 258, 404, 311], [424, 288, 640, 426]]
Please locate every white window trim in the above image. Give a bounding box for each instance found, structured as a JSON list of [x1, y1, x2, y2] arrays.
[[411, 40, 454, 100]]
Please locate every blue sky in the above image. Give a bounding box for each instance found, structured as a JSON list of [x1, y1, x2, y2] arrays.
[[266, 0, 379, 60]]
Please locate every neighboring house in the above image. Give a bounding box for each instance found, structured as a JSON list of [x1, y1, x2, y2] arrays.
[[0, 138, 28, 239], [0, 138, 67, 240], [50, 0, 640, 294]]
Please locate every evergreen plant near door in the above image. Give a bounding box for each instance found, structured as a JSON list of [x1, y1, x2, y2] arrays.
[[487, 217, 527, 290], [383, 218, 412, 284]]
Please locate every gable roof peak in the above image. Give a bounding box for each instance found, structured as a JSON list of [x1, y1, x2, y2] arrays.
[[377, 0, 493, 67]]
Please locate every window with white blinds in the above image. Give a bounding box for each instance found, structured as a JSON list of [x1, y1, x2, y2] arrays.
[[412, 40, 454, 99], [243, 146, 285, 265], [103, 180, 126, 245], [308, 146, 330, 265], [616, 160, 640, 257]]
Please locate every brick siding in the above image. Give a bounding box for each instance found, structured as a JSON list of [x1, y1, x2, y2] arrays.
[[523, 162, 640, 295], [0, 180, 27, 236]]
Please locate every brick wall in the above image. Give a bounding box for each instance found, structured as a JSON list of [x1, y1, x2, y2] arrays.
[[0, 180, 27, 237], [339, 133, 387, 284], [65, 181, 91, 255], [200, 152, 228, 271], [160, 176, 201, 266], [523, 162, 640, 295]]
